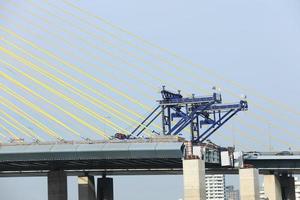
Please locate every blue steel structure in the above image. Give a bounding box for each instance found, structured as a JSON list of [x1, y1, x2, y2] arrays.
[[131, 86, 248, 143]]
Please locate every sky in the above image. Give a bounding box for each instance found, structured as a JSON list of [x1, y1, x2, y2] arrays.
[[0, 0, 300, 199]]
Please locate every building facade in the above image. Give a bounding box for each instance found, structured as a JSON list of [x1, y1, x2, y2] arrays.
[[225, 185, 240, 200], [205, 174, 226, 200], [295, 177, 300, 200]]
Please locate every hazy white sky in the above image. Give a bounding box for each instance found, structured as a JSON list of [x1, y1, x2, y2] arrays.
[[0, 0, 300, 199]]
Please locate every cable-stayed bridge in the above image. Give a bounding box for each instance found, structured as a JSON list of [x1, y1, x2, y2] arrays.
[[0, 140, 299, 176], [0, 1, 299, 200]]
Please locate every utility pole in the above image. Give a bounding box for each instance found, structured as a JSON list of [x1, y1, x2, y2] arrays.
[[231, 124, 236, 148]]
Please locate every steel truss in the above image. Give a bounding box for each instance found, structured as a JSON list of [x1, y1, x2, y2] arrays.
[[130, 86, 248, 143]]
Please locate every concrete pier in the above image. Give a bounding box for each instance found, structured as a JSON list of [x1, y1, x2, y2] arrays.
[[264, 174, 296, 200], [264, 175, 282, 200], [239, 168, 259, 200], [78, 176, 96, 200], [183, 158, 206, 200], [97, 177, 114, 200], [48, 170, 68, 200], [280, 174, 295, 200]]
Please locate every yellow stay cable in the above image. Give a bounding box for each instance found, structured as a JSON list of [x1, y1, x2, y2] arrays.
[[59, 0, 300, 128], [0, 39, 292, 147], [239, 119, 300, 149], [0, 84, 288, 148], [0, 98, 61, 140], [9, 8, 296, 146], [0, 25, 162, 131], [0, 57, 129, 135], [9, 6, 157, 98], [231, 127, 266, 148], [194, 115, 292, 150], [0, 113, 35, 140], [0, 26, 151, 112], [0, 109, 44, 141], [54, 3, 300, 139], [245, 111, 300, 145], [62, 0, 300, 117], [2, 4, 292, 145], [0, 71, 110, 139], [25, 5, 300, 141], [26, 1, 299, 136], [0, 131, 7, 139], [54, 0, 212, 94], [0, 123, 19, 140], [32, 0, 182, 94], [0, 38, 292, 150], [0, 40, 155, 136], [65, 2, 297, 127], [2, 85, 82, 140], [231, 110, 300, 148]]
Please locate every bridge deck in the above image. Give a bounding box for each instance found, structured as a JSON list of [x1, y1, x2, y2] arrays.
[[0, 140, 184, 172], [244, 153, 300, 171], [1, 141, 300, 176]]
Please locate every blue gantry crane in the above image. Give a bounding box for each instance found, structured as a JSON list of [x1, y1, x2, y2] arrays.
[[130, 86, 248, 143]]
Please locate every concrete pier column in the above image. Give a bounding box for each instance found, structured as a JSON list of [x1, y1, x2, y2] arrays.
[[48, 170, 68, 200], [264, 175, 282, 200], [279, 174, 295, 200], [183, 158, 206, 200], [78, 176, 96, 200], [97, 177, 114, 200], [239, 168, 259, 200]]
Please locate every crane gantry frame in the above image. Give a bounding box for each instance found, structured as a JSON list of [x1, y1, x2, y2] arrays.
[[130, 86, 248, 143]]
